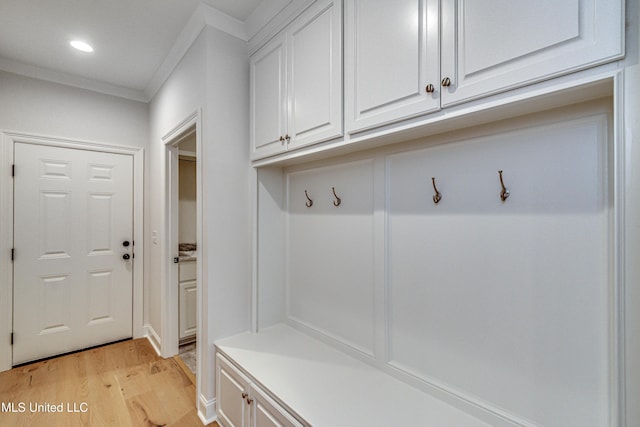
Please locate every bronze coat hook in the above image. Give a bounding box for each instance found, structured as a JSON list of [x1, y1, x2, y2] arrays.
[[332, 187, 341, 207], [498, 170, 510, 202], [431, 177, 442, 204], [304, 190, 313, 207]]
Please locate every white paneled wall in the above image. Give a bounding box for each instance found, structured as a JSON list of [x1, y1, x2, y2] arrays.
[[386, 115, 610, 426], [286, 159, 376, 356], [258, 99, 614, 425]]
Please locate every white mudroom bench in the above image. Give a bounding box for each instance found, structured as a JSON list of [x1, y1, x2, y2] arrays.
[[215, 324, 491, 427]]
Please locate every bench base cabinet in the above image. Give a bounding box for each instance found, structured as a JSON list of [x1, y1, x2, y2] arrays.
[[216, 354, 303, 427]]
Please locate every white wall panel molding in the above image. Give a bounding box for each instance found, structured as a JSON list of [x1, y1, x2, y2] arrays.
[[256, 94, 627, 425], [384, 113, 614, 426], [612, 69, 628, 427], [286, 317, 375, 359], [285, 158, 376, 357]]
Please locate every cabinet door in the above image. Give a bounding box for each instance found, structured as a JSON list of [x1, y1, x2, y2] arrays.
[[345, 0, 440, 133], [250, 384, 303, 427], [179, 280, 197, 340], [440, 0, 624, 106], [217, 354, 251, 427], [287, 0, 343, 150], [251, 35, 288, 159]]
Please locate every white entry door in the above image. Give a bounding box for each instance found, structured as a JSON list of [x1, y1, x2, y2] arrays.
[[12, 142, 134, 365]]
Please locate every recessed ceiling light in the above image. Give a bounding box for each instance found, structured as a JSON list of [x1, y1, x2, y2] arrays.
[[70, 40, 94, 53]]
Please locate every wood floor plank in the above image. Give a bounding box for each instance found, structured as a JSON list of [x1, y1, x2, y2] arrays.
[[0, 338, 217, 427], [173, 355, 196, 386]]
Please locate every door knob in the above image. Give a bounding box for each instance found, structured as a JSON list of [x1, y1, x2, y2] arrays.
[[123, 240, 130, 247], [122, 253, 131, 260]]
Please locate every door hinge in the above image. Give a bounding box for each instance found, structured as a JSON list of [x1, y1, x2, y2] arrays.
[[11, 248, 14, 261], [10, 333, 13, 345], [11, 164, 15, 177]]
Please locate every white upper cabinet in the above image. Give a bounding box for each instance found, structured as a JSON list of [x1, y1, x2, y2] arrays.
[[251, 37, 287, 159], [251, 0, 343, 159], [343, 0, 623, 134], [439, 0, 624, 106], [345, 0, 441, 133], [253, 0, 623, 159]]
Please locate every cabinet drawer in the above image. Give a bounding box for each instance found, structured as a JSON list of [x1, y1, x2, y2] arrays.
[[179, 261, 197, 282]]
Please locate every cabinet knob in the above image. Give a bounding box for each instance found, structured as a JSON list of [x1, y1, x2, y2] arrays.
[[279, 136, 285, 144], [241, 392, 248, 399], [425, 84, 435, 93], [284, 134, 290, 142], [441, 77, 452, 87], [246, 398, 253, 405]]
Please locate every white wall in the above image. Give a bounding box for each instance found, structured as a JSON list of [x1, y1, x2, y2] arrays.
[[202, 23, 252, 403], [202, 25, 252, 332], [149, 29, 207, 347], [0, 70, 148, 146], [149, 24, 250, 421]]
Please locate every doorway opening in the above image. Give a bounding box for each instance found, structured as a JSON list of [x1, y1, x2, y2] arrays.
[[175, 130, 197, 372], [163, 115, 201, 386]]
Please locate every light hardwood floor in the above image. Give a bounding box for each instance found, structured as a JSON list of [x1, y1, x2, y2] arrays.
[[0, 338, 219, 427]]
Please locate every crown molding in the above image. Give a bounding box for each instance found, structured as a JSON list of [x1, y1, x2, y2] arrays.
[[245, 0, 293, 41], [144, 2, 247, 101], [246, 0, 315, 55], [0, 57, 148, 103]]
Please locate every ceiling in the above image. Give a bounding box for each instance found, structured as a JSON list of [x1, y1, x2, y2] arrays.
[[0, 0, 263, 101]]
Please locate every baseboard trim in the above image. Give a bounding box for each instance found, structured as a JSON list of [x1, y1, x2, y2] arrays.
[[198, 395, 217, 425], [144, 324, 162, 357]]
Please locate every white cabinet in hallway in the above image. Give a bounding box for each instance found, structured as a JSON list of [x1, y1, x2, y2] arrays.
[[345, 0, 441, 133], [250, 0, 343, 159], [216, 353, 303, 427], [344, 0, 623, 133], [440, 0, 624, 106], [178, 260, 197, 341]]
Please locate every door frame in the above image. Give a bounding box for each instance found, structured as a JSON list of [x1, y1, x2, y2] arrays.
[[0, 131, 145, 372], [161, 110, 202, 360]]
